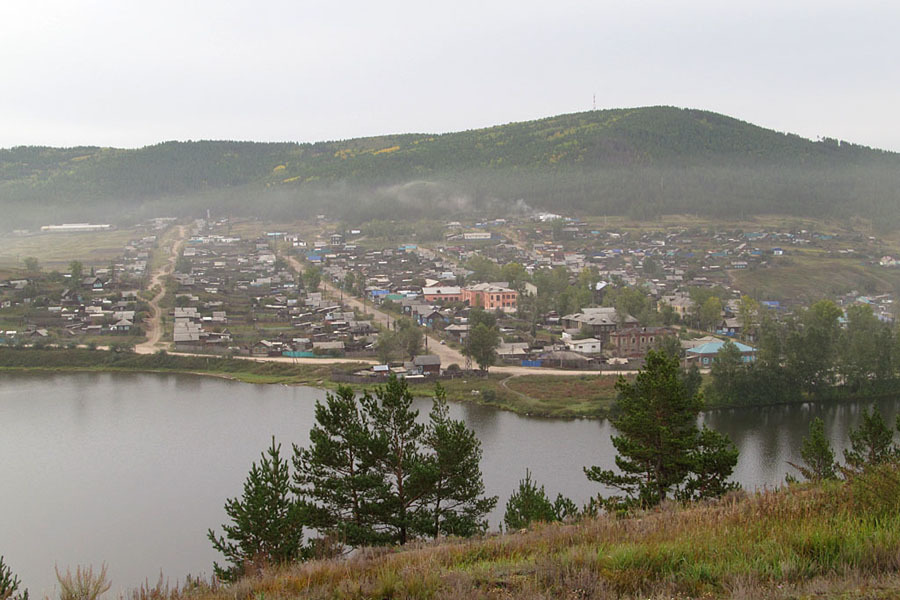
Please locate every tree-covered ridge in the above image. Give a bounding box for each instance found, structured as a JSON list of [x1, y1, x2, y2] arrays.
[[2, 106, 899, 228]]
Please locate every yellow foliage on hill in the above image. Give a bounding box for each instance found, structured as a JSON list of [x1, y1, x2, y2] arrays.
[[373, 145, 400, 155]]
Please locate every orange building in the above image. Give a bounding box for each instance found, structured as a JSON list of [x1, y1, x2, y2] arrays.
[[462, 283, 517, 312]]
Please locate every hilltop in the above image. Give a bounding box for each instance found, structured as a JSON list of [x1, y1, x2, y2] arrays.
[[2, 107, 899, 229]]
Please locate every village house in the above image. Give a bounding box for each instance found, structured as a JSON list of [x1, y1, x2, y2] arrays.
[[685, 340, 757, 367], [561, 307, 636, 343], [411, 354, 441, 375], [609, 326, 673, 358], [565, 337, 603, 355]]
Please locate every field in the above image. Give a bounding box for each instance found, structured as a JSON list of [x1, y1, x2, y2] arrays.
[[0, 228, 141, 270], [732, 251, 900, 303]]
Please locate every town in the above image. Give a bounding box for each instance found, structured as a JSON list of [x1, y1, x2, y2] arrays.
[[2, 212, 899, 382]]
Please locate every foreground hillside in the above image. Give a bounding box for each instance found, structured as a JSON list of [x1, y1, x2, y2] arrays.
[[3, 107, 900, 229], [156, 469, 900, 599]]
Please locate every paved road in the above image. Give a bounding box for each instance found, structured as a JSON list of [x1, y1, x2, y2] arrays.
[[135, 226, 187, 355]]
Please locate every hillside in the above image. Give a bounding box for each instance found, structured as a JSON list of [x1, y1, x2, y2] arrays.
[[2, 107, 900, 229], [103, 470, 900, 599]]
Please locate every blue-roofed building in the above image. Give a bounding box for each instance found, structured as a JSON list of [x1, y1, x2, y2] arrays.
[[686, 340, 757, 367]]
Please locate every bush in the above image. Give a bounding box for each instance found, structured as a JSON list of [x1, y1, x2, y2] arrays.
[[55, 564, 110, 600]]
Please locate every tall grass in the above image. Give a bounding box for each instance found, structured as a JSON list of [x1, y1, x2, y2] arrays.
[[55, 564, 111, 600], [123, 464, 900, 599]]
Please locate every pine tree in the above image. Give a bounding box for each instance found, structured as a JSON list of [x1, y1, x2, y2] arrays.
[[418, 384, 497, 538], [679, 425, 740, 501], [365, 374, 428, 545], [585, 350, 738, 509], [0, 556, 28, 600], [208, 437, 304, 582], [843, 407, 898, 472], [503, 470, 558, 530], [293, 386, 388, 552], [789, 417, 837, 481]]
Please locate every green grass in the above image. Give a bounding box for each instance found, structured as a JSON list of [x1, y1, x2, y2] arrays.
[[104, 467, 900, 599], [501, 374, 621, 418], [0, 228, 140, 270], [732, 252, 900, 303], [0, 347, 362, 386]]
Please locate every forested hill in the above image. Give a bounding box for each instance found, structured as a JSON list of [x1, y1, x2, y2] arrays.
[[3, 106, 899, 229]]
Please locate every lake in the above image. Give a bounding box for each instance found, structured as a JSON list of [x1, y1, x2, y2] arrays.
[[1, 372, 897, 596]]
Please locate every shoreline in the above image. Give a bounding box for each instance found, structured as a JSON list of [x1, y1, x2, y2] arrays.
[[5, 349, 897, 419]]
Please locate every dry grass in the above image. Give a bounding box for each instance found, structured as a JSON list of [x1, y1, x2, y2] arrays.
[[56, 563, 111, 600], [122, 470, 900, 599]]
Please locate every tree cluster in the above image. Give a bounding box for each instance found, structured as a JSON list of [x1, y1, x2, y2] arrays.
[[789, 408, 900, 482], [707, 300, 900, 407], [208, 377, 496, 581]]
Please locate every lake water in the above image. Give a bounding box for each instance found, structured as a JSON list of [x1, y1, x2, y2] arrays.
[[1, 372, 897, 597]]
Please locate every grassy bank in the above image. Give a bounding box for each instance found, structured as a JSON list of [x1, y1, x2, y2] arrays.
[[102, 467, 900, 599], [0, 347, 361, 386], [0, 348, 622, 419], [406, 374, 620, 419]]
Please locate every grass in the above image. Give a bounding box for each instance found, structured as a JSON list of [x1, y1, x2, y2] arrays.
[[732, 251, 900, 303], [404, 373, 620, 419], [0, 228, 140, 270], [501, 374, 621, 418], [101, 468, 900, 599], [0, 347, 362, 386]]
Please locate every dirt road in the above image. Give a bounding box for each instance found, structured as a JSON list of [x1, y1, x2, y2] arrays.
[[135, 226, 187, 355], [286, 255, 639, 376]]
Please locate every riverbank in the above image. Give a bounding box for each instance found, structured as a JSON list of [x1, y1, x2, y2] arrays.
[[0, 347, 352, 386], [8, 347, 899, 420], [0, 348, 621, 418]]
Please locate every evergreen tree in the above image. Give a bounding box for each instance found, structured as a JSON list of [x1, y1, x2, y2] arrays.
[[293, 386, 387, 552], [418, 384, 497, 538], [843, 407, 898, 472], [679, 426, 740, 501], [503, 470, 574, 530], [0, 556, 28, 600], [365, 374, 428, 545], [585, 350, 737, 509], [208, 437, 304, 582], [789, 417, 837, 481]]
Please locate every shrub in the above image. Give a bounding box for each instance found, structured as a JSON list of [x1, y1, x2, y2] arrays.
[[55, 564, 110, 600]]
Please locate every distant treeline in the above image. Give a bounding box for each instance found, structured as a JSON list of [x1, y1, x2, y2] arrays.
[[707, 302, 900, 407], [2, 107, 899, 229]]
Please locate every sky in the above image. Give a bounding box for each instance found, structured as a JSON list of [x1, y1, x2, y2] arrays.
[[1, 0, 899, 151]]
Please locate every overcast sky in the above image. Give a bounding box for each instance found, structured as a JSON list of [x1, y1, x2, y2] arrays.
[[2, 1, 898, 151]]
